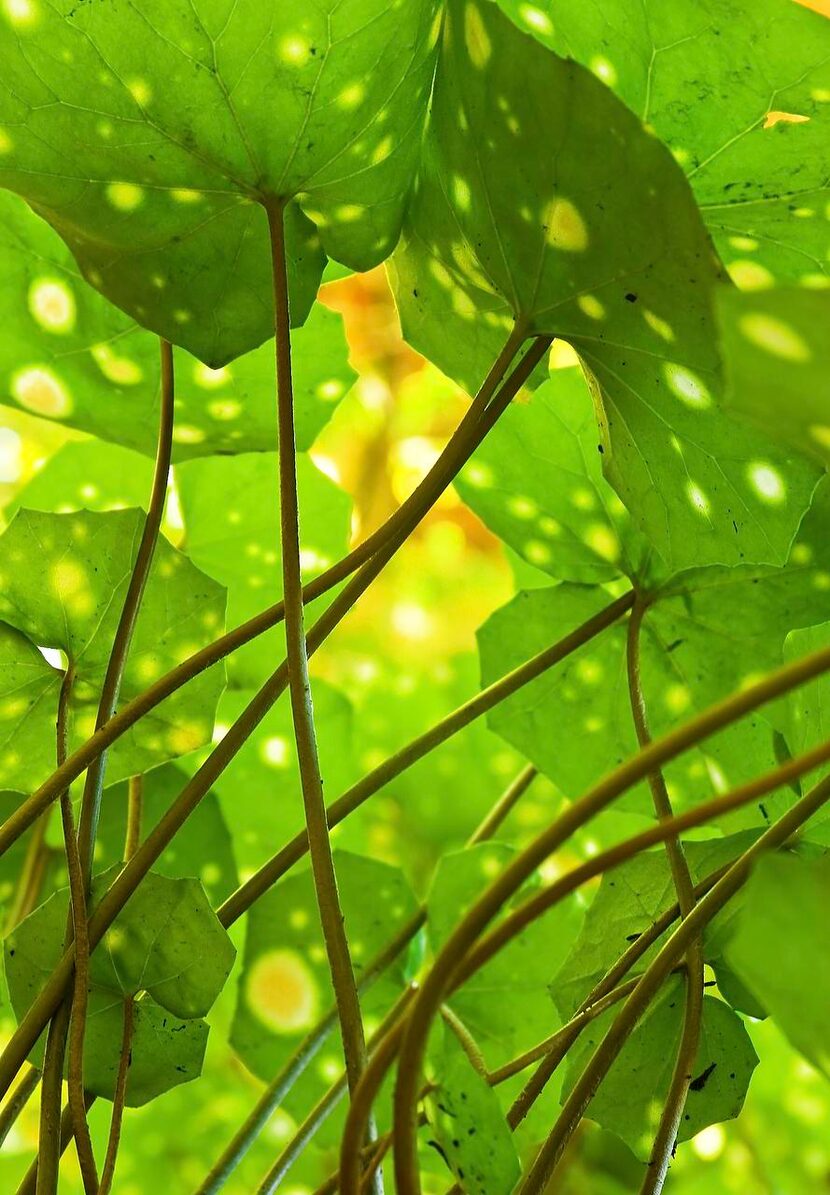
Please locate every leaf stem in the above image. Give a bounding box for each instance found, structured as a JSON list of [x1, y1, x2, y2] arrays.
[[97, 997, 134, 1195], [626, 598, 703, 1195], [196, 760, 540, 1194], [36, 663, 97, 1195], [218, 596, 629, 927], [266, 203, 369, 1132], [123, 776, 143, 862], [386, 640, 830, 1195], [0, 1065, 39, 1148], [0, 326, 530, 859], [75, 336, 175, 878], [518, 768, 830, 1190]]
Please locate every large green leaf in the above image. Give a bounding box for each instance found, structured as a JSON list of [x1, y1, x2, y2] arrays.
[[4, 868, 233, 1103], [563, 977, 759, 1159], [393, 0, 822, 570], [726, 852, 830, 1077], [0, 0, 441, 363], [0, 508, 226, 791], [497, 0, 830, 288], [176, 452, 352, 686], [0, 191, 354, 455], [426, 1031, 521, 1195], [230, 851, 419, 1119], [720, 286, 830, 467]]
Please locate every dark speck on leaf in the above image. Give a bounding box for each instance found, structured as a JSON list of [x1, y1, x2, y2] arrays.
[[625, 292, 637, 303], [689, 1062, 717, 1092], [625, 932, 641, 942]]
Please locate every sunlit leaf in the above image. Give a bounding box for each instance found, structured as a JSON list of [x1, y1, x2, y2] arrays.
[[726, 852, 830, 1077], [720, 286, 830, 467], [231, 851, 419, 1121], [563, 976, 758, 1158], [0, 508, 226, 791], [0, 0, 441, 363], [392, 0, 821, 570], [4, 867, 233, 1103], [497, 0, 830, 288], [0, 192, 354, 455]]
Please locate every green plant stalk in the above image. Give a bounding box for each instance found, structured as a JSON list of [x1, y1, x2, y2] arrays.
[[255, 986, 418, 1195], [0, 338, 545, 1106], [195, 913, 425, 1195], [0, 328, 535, 861], [16, 1094, 96, 1195], [75, 337, 175, 879], [196, 760, 540, 1195], [506, 862, 732, 1130], [338, 727, 830, 1194], [458, 733, 830, 982], [626, 599, 703, 1195], [386, 645, 830, 1195], [218, 591, 630, 927], [267, 203, 369, 1125], [123, 776, 143, 862], [36, 664, 97, 1195], [97, 998, 135, 1195], [0, 1065, 39, 1148], [518, 769, 830, 1192]]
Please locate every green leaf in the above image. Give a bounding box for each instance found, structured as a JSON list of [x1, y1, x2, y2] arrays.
[[176, 452, 352, 686], [0, 0, 441, 363], [95, 764, 239, 907], [4, 868, 233, 1103], [426, 1031, 521, 1195], [726, 852, 830, 1077], [231, 851, 419, 1116], [720, 286, 830, 466], [429, 843, 582, 1066], [497, 0, 830, 288], [456, 371, 651, 585], [7, 442, 155, 517], [178, 677, 357, 872], [563, 977, 758, 1159], [479, 482, 830, 821], [0, 191, 354, 455], [0, 508, 226, 791], [393, 0, 821, 570], [551, 834, 759, 1020]]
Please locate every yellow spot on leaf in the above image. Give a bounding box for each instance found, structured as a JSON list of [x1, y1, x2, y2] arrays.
[[738, 313, 811, 362], [763, 110, 810, 128], [11, 366, 72, 418], [29, 278, 76, 334], [246, 950, 319, 1034], [106, 182, 144, 212], [543, 197, 588, 252], [464, 1, 491, 67]]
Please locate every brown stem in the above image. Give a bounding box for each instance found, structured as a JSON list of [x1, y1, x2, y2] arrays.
[[97, 997, 134, 1195], [519, 770, 830, 1189], [0, 337, 545, 1109], [626, 599, 703, 1195], [123, 776, 143, 861], [218, 594, 629, 928], [267, 202, 369, 1128]]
